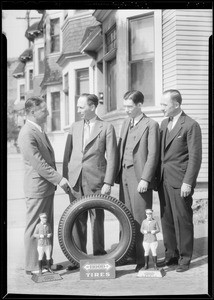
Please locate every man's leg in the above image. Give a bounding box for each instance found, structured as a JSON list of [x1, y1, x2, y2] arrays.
[[158, 181, 179, 262], [89, 208, 106, 255]]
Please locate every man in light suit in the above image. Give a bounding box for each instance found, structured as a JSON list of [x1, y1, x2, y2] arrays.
[[116, 90, 160, 272], [158, 89, 202, 272], [63, 93, 118, 270], [18, 96, 71, 275]]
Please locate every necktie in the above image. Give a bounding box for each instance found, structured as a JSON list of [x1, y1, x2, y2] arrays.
[[167, 116, 174, 132], [130, 118, 134, 129], [83, 120, 90, 149]]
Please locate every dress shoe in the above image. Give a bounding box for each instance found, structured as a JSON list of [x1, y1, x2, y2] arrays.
[[66, 263, 79, 271], [176, 264, 189, 272], [25, 271, 32, 275], [51, 264, 63, 271], [158, 257, 178, 267], [135, 264, 144, 272]]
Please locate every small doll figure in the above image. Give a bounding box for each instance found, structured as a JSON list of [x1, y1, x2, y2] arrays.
[[33, 212, 53, 275], [140, 209, 160, 270]]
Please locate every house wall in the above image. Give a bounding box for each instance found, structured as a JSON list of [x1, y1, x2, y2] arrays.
[[162, 9, 212, 183]]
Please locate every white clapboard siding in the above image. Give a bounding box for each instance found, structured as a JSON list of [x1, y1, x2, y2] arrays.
[[162, 9, 212, 183]]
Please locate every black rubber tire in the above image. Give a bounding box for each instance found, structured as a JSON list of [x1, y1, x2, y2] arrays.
[[58, 194, 135, 266]]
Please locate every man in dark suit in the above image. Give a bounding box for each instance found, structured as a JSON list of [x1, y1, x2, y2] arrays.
[[158, 89, 202, 272], [18, 96, 71, 275], [116, 90, 160, 272], [63, 93, 118, 270]]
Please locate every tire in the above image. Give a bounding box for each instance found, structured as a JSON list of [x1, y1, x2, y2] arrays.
[[58, 194, 135, 266]]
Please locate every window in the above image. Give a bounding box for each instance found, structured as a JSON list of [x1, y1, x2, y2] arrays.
[[107, 59, 117, 111], [50, 18, 60, 53], [129, 15, 154, 106], [64, 73, 69, 126], [20, 84, 25, 101], [75, 69, 89, 121], [29, 69, 33, 90], [51, 92, 61, 131], [105, 25, 116, 54], [38, 47, 44, 74]]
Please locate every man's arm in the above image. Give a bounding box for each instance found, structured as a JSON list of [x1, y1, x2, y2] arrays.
[[101, 124, 118, 194], [62, 127, 73, 180], [181, 121, 202, 197], [18, 132, 70, 193]]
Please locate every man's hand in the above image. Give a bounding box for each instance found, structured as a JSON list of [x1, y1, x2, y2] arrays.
[[101, 183, 111, 195], [47, 233, 52, 238], [143, 230, 148, 234], [151, 230, 156, 234], [59, 177, 71, 194], [39, 234, 44, 238], [137, 180, 149, 193], [181, 183, 192, 198]]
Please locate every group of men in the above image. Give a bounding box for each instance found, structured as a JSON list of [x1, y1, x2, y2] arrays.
[[18, 89, 202, 275]]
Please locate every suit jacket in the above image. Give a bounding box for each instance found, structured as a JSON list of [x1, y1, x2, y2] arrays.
[[18, 121, 62, 198], [159, 111, 202, 188], [63, 116, 118, 191], [116, 114, 160, 189]]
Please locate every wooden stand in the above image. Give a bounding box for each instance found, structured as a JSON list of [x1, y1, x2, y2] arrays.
[[31, 272, 62, 283], [137, 268, 166, 278]]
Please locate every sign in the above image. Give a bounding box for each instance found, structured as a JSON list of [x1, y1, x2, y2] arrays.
[[80, 258, 115, 280], [137, 268, 166, 278]]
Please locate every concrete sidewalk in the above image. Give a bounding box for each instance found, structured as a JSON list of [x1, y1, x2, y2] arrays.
[[6, 154, 209, 297]]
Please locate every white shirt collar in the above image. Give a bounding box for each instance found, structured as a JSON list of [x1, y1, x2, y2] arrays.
[[27, 119, 43, 133], [171, 110, 183, 129], [133, 113, 144, 126]]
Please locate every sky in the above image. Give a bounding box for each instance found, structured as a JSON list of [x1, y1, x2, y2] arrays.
[[2, 10, 41, 59]]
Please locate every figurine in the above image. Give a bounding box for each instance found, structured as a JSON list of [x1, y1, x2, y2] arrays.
[[140, 209, 160, 270], [33, 212, 53, 275]]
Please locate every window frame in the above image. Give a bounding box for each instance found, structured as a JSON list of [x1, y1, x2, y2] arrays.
[[50, 91, 61, 131], [127, 10, 162, 109], [50, 17, 60, 53]]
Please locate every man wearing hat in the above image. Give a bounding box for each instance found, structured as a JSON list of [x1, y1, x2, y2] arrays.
[[33, 213, 53, 275], [140, 209, 160, 270]]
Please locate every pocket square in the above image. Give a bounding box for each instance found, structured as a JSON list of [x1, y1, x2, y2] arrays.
[[177, 136, 182, 138]]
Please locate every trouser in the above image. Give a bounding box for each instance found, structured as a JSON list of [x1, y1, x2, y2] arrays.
[[37, 245, 52, 260], [69, 172, 105, 255], [158, 177, 194, 265], [143, 241, 158, 256], [24, 194, 54, 271], [119, 165, 152, 264]]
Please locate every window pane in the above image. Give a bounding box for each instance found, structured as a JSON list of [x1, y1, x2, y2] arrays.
[[107, 58, 117, 111], [131, 59, 154, 106], [130, 16, 154, 61], [51, 92, 61, 131], [38, 48, 44, 74], [50, 18, 60, 35], [106, 25, 116, 53], [20, 84, 25, 101], [51, 36, 60, 53], [29, 70, 33, 90], [76, 69, 89, 96]]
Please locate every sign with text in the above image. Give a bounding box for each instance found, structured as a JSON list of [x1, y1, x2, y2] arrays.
[[80, 258, 115, 280]]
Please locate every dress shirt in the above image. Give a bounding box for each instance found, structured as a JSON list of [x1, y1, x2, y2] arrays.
[[27, 119, 43, 133], [170, 110, 183, 131], [132, 113, 144, 126], [83, 116, 97, 149]]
